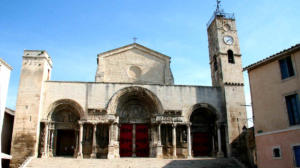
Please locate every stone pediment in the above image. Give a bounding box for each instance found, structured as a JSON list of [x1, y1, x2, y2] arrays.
[[95, 43, 174, 84], [97, 43, 170, 61]]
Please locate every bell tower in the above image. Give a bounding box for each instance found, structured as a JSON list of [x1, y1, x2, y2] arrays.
[[207, 2, 247, 156]]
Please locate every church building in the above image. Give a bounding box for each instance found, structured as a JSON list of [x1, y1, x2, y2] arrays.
[[10, 8, 247, 167]]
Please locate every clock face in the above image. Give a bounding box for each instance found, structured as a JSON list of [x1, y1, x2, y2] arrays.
[[223, 36, 234, 45]]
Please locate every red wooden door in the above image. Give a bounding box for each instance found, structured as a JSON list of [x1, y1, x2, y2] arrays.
[[56, 130, 76, 156], [135, 124, 149, 157], [120, 124, 133, 157], [192, 132, 210, 156]]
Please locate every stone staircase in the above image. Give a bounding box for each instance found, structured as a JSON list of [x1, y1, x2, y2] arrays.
[[26, 157, 243, 168]]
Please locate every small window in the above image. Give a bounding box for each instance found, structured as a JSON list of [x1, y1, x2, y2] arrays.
[[272, 147, 281, 158], [285, 94, 300, 125], [213, 55, 218, 71], [293, 145, 300, 167], [279, 56, 295, 79], [227, 50, 235, 64]]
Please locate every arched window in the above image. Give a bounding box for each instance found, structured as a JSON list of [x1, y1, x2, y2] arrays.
[[213, 55, 218, 71], [228, 50, 235, 64]]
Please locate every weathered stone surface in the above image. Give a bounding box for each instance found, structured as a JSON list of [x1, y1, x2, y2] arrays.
[[10, 51, 52, 168], [10, 13, 248, 166], [95, 43, 174, 85], [207, 14, 248, 156]]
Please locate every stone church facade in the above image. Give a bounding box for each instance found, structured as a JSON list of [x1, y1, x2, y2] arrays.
[[10, 11, 247, 167]]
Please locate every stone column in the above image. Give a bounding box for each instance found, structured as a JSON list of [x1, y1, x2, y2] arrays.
[[75, 131, 79, 157], [77, 122, 83, 158], [90, 123, 97, 158], [49, 128, 54, 157], [156, 123, 163, 158], [172, 124, 177, 158], [115, 123, 119, 143], [212, 135, 215, 156], [115, 123, 120, 158], [217, 123, 224, 157], [157, 124, 162, 145], [108, 122, 120, 159], [187, 123, 192, 158], [42, 122, 49, 158]]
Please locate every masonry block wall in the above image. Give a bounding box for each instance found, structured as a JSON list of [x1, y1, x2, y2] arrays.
[[10, 51, 52, 168]]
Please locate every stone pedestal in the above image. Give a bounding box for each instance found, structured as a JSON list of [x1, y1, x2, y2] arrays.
[[156, 145, 163, 158], [107, 144, 120, 159]]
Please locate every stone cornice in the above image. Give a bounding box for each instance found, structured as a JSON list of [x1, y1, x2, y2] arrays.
[[224, 82, 244, 86], [45, 80, 222, 89], [97, 43, 171, 61], [0, 58, 12, 70]]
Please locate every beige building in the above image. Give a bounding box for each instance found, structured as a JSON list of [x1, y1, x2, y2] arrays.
[[10, 10, 247, 168], [244, 44, 300, 168]]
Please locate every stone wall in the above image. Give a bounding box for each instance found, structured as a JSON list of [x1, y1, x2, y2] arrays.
[[10, 51, 52, 168], [95, 43, 173, 85], [41, 82, 226, 123]]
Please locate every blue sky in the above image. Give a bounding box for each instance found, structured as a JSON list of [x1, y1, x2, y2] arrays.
[[1, 0, 300, 127]]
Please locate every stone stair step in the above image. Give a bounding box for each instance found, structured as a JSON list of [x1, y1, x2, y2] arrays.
[[26, 157, 243, 168]]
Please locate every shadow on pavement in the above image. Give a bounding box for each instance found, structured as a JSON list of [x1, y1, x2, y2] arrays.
[[162, 158, 241, 168]]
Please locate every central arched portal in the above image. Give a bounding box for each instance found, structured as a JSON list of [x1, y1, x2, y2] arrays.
[[116, 87, 159, 157]]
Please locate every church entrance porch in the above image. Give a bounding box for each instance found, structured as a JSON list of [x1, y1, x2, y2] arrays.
[[192, 132, 210, 156], [113, 87, 160, 158], [119, 124, 133, 157], [38, 99, 83, 158], [135, 124, 149, 157], [189, 104, 224, 157], [56, 130, 76, 156], [119, 124, 150, 157]]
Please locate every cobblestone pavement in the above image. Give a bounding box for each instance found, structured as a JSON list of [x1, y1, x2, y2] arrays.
[[26, 157, 242, 168]]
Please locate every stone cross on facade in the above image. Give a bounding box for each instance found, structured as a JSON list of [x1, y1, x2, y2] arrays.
[[133, 37, 137, 43], [216, 0, 221, 12]]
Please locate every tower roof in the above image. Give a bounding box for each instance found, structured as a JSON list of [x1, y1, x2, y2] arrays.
[[207, 0, 235, 27]]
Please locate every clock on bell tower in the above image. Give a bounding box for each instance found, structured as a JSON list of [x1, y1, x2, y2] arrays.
[[206, 4, 247, 157], [207, 10, 243, 87]]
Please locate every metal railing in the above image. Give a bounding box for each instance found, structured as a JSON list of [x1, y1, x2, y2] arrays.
[[207, 11, 235, 27]]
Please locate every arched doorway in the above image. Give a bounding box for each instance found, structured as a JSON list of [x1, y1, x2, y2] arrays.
[[115, 87, 159, 157], [49, 100, 82, 157], [190, 105, 217, 157]]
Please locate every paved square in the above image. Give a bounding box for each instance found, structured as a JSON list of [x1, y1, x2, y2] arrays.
[[26, 157, 242, 168]]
